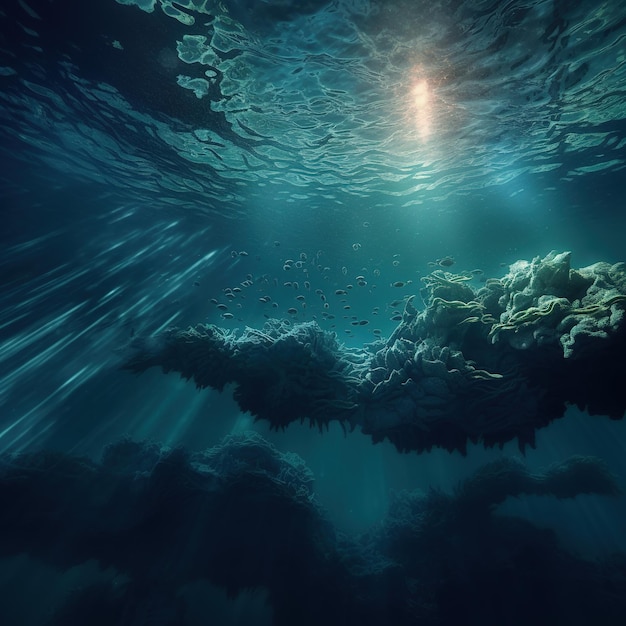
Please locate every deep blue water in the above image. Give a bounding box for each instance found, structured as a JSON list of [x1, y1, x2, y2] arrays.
[[1, 1, 626, 624]]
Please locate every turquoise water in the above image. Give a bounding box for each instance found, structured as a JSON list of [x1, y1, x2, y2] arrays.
[[1, 1, 626, 624]]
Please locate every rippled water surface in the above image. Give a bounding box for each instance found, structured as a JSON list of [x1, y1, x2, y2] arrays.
[[2, 0, 625, 214]]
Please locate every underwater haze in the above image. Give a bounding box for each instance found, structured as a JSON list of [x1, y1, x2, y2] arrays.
[[2, 1, 626, 625]]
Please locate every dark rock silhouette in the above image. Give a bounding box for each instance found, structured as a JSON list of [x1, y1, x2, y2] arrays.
[[1, 433, 623, 625]]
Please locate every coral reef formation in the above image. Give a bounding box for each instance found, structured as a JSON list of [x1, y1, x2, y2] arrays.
[[123, 252, 626, 453], [0, 434, 623, 625]]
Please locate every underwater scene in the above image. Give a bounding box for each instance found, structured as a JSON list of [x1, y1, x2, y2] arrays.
[[2, 0, 626, 624]]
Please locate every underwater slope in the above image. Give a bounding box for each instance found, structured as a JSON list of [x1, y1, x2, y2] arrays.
[[123, 251, 626, 453]]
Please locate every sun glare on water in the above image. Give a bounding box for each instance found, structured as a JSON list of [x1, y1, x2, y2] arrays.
[[410, 78, 433, 139]]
